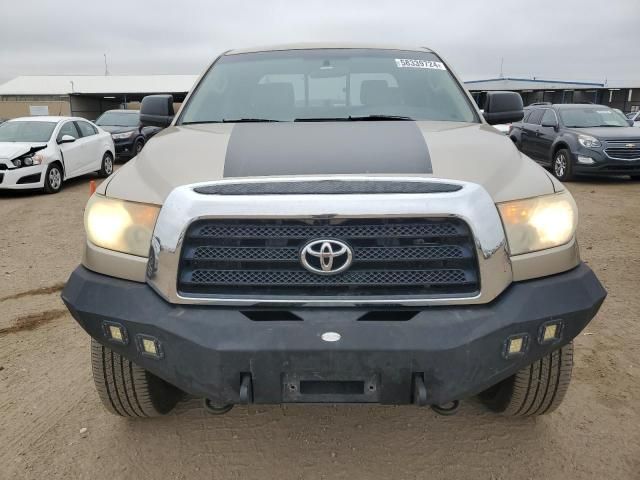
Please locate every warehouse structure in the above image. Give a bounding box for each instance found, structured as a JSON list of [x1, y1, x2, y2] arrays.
[[0, 75, 197, 120], [1, 74, 639, 121], [466, 77, 640, 113]]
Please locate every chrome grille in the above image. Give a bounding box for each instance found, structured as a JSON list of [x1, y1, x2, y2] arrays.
[[178, 218, 479, 297], [605, 139, 640, 160]]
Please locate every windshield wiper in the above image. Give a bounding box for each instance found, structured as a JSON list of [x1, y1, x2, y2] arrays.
[[182, 119, 280, 125], [295, 115, 414, 122]]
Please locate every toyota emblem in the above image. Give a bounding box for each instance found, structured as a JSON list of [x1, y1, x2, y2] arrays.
[[300, 239, 353, 275]]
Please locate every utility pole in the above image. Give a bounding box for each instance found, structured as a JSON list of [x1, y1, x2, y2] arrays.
[[499, 57, 504, 78], [104, 53, 110, 76]]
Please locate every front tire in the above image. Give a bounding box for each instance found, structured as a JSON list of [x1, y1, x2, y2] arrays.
[[552, 149, 574, 181], [134, 139, 144, 156], [97, 152, 114, 178], [91, 339, 182, 417], [43, 163, 63, 194], [479, 342, 573, 416]]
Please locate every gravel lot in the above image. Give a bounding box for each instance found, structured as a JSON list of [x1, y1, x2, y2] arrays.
[[0, 171, 638, 480]]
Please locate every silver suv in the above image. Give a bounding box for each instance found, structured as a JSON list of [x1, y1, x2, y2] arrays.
[[62, 45, 605, 418]]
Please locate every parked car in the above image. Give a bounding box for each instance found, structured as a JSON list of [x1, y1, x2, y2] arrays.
[[510, 104, 640, 180], [626, 111, 640, 126], [62, 44, 605, 419], [0, 116, 114, 193], [94, 109, 161, 159]]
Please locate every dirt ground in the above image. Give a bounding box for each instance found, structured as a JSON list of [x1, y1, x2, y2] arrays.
[[0, 171, 638, 480]]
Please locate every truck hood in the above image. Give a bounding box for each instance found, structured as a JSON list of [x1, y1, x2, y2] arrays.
[[0, 142, 47, 160], [104, 121, 557, 204]]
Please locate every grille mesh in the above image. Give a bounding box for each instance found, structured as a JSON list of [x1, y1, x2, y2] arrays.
[[188, 269, 467, 286], [195, 223, 459, 239], [178, 218, 479, 298]]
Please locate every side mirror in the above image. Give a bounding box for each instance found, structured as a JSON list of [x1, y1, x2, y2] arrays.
[[541, 119, 559, 130], [140, 95, 175, 127], [58, 134, 76, 144], [483, 91, 524, 125]]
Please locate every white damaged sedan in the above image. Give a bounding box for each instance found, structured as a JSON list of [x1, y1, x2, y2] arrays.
[[0, 116, 114, 193]]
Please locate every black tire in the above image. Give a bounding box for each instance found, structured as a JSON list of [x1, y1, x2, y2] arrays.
[[134, 138, 144, 156], [97, 152, 114, 178], [43, 163, 63, 194], [479, 342, 573, 416], [552, 148, 574, 181], [90, 338, 182, 417]]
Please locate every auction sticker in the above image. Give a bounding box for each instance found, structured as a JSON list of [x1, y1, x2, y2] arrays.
[[395, 59, 446, 70]]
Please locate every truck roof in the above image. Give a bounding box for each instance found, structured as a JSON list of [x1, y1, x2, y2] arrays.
[[226, 43, 434, 55]]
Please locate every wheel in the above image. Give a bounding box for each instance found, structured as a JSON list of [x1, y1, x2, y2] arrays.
[[43, 163, 63, 194], [134, 139, 145, 156], [90, 338, 182, 417], [97, 152, 114, 178], [552, 149, 574, 181], [479, 342, 573, 416]]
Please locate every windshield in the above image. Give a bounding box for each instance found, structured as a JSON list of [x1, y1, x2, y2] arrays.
[[626, 112, 637, 119], [560, 107, 630, 128], [95, 111, 140, 127], [0, 121, 56, 142], [180, 49, 478, 124]]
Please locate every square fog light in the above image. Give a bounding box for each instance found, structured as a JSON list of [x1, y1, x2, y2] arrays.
[[504, 334, 529, 358], [137, 335, 163, 359], [103, 322, 128, 344], [539, 321, 563, 344]]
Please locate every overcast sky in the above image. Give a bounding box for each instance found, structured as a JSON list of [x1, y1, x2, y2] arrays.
[[1, 0, 638, 85]]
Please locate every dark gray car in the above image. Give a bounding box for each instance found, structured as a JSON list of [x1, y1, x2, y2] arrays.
[[510, 104, 640, 180]]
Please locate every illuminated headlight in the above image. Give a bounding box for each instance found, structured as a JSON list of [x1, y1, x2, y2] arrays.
[[85, 194, 160, 257], [578, 134, 601, 148], [497, 191, 577, 255], [112, 131, 135, 140]]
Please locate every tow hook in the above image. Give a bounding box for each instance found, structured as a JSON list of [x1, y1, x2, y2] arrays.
[[203, 399, 233, 415], [431, 400, 460, 416]]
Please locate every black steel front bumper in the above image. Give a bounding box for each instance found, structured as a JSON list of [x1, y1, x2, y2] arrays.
[[62, 263, 605, 406]]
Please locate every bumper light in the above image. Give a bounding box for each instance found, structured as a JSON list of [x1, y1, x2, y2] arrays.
[[137, 335, 163, 359], [539, 321, 563, 343], [497, 191, 577, 255], [85, 194, 160, 257], [103, 321, 128, 344], [577, 156, 595, 165], [504, 334, 529, 358]]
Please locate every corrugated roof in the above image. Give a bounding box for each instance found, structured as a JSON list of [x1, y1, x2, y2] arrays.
[[465, 77, 605, 91], [0, 75, 198, 95]]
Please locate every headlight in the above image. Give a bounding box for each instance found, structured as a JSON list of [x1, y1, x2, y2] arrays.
[[85, 194, 160, 257], [112, 131, 135, 140], [12, 154, 44, 168], [497, 191, 577, 255], [578, 134, 601, 148]]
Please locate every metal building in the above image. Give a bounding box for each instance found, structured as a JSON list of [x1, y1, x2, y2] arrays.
[[0, 75, 197, 120], [466, 77, 640, 112]]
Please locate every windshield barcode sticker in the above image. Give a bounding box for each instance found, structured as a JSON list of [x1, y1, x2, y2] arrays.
[[395, 59, 446, 70]]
